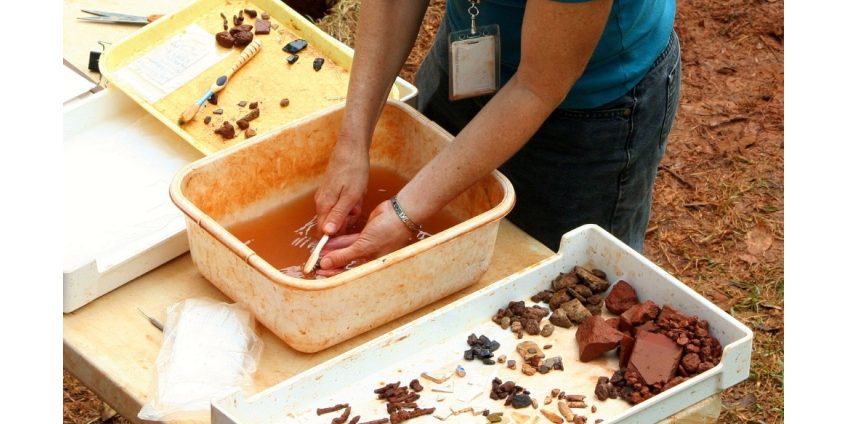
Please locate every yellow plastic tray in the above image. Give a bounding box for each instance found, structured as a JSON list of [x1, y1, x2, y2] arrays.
[[100, 0, 401, 155]]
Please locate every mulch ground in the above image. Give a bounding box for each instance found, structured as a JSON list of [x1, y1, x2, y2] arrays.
[[63, 0, 783, 422]]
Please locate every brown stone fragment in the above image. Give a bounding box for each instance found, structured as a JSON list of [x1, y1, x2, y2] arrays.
[[244, 128, 256, 138], [216, 31, 235, 48], [564, 395, 585, 402], [560, 299, 592, 325], [209, 93, 218, 105], [238, 101, 247, 107], [280, 98, 290, 107], [229, 24, 253, 35], [203, 116, 211, 124], [233, 30, 254, 46], [241, 108, 260, 121], [521, 364, 537, 376], [236, 119, 249, 129], [214, 121, 235, 139], [557, 402, 574, 422], [244, 9, 257, 18], [552, 271, 579, 291], [249, 101, 259, 109], [681, 352, 701, 373], [261, 12, 270, 20], [575, 315, 624, 362], [548, 289, 573, 311], [549, 308, 573, 328], [255, 19, 271, 34], [606, 281, 639, 315], [574, 266, 611, 293], [540, 409, 564, 424], [627, 332, 683, 386], [517, 341, 544, 361]]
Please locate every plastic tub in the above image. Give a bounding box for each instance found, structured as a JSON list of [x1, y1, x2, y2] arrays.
[[170, 99, 515, 352]]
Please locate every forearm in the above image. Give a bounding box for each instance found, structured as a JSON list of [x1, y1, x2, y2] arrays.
[[396, 0, 613, 225], [338, 0, 430, 150], [396, 75, 563, 222]]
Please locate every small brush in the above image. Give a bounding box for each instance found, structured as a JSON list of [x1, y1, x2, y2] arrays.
[[304, 234, 330, 274], [177, 39, 262, 125]]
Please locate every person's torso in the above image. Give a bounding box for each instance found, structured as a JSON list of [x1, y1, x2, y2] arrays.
[[445, 0, 676, 109]]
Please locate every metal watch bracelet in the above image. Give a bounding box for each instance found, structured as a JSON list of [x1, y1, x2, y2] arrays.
[[390, 196, 423, 232]]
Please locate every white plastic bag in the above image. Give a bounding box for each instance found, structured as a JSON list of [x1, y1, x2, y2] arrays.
[[138, 297, 263, 421]]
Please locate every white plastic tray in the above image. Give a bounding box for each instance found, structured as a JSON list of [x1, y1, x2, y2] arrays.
[[63, 87, 204, 313], [210, 225, 752, 424]]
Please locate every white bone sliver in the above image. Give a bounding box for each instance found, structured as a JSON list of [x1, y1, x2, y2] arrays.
[[432, 381, 455, 393]]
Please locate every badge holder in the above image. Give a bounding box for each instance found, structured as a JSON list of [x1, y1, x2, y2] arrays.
[[449, 1, 500, 101]]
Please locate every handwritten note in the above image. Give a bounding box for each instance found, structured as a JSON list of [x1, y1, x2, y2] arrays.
[[114, 24, 233, 103]]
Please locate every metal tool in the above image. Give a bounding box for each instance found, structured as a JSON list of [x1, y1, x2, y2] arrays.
[[78, 9, 164, 25]]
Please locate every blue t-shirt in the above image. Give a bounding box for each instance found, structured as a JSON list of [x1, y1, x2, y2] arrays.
[[445, 0, 676, 109]]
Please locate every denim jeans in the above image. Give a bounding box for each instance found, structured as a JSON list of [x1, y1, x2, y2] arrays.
[[415, 20, 681, 253]]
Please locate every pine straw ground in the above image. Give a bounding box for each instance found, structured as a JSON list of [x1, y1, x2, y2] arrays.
[[64, 0, 783, 422]]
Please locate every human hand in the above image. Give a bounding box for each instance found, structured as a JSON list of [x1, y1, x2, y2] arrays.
[[316, 200, 415, 275], [314, 138, 370, 236]]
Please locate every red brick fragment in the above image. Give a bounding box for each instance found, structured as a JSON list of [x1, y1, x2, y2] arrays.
[[618, 334, 635, 369], [626, 332, 683, 386], [605, 280, 639, 315], [576, 315, 625, 362]]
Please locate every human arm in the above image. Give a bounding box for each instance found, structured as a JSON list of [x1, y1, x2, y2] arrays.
[[314, 0, 431, 236], [319, 0, 614, 270]]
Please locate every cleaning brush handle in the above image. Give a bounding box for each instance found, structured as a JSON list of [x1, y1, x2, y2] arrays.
[[211, 39, 262, 93]]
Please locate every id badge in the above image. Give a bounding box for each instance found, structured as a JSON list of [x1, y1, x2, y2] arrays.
[[448, 24, 500, 101]]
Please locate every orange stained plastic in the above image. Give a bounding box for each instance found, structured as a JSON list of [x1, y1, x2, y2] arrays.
[[226, 165, 462, 278]]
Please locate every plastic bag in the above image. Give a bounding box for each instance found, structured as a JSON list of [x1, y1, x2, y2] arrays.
[[138, 297, 263, 421]]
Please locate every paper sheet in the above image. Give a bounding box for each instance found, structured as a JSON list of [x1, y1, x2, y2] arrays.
[[113, 24, 233, 103]]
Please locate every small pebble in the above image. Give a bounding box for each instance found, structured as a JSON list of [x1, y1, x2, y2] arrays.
[[261, 12, 270, 20], [456, 365, 467, 377], [249, 101, 258, 109], [271, 23, 279, 29], [245, 128, 256, 138], [203, 116, 211, 124], [238, 101, 247, 107], [213, 109, 224, 114], [236, 119, 249, 130], [280, 98, 290, 107], [543, 344, 553, 349], [507, 360, 516, 369]]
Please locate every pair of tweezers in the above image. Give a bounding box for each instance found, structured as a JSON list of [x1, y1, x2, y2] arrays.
[[78, 9, 164, 25]]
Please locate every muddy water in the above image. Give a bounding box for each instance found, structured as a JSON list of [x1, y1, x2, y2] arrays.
[[226, 165, 462, 279]]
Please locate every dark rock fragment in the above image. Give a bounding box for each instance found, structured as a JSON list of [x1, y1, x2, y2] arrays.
[[236, 119, 249, 129], [244, 9, 257, 18], [287, 54, 299, 64], [512, 394, 532, 409], [283, 39, 308, 53], [314, 57, 325, 71], [203, 116, 211, 124]]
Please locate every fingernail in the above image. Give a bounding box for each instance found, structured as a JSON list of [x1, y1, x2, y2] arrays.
[[320, 257, 331, 269], [324, 222, 337, 234]]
